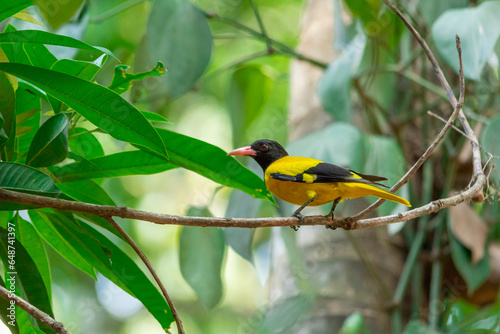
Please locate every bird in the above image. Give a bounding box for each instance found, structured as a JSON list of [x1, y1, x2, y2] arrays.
[[228, 139, 411, 230]]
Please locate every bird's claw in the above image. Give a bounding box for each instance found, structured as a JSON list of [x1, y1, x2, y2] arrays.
[[324, 212, 336, 230], [291, 212, 305, 231]]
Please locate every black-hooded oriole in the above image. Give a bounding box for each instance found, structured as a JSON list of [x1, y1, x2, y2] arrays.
[[228, 139, 410, 228]]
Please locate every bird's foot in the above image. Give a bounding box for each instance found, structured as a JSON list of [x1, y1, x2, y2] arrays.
[[324, 212, 337, 230], [291, 212, 305, 231]]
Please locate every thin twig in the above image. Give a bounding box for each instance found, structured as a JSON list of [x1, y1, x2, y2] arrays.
[[104, 217, 184, 334], [426, 111, 472, 142], [248, 0, 272, 51], [0, 285, 70, 334]]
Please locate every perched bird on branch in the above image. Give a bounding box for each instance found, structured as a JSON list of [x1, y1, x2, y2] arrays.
[[229, 139, 410, 229]]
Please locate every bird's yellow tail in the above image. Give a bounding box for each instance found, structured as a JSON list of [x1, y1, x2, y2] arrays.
[[341, 183, 411, 207]]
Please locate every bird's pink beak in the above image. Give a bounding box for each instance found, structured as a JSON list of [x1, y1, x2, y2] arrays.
[[227, 146, 257, 156]]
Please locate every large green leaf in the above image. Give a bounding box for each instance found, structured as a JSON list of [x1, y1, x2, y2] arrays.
[[0, 63, 168, 159], [146, 0, 212, 98], [28, 210, 97, 279], [156, 128, 276, 205], [0, 223, 54, 333], [15, 214, 52, 300], [0, 30, 117, 60], [480, 115, 500, 188], [26, 113, 68, 167], [180, 208, 225, 309], [432, 1, 500, 80], [417, 0, 468, 26], [56, 180, 116, 206], [50, 150, 178, 181], [448, 220, 491, 292], [318, 34, 366, 122], [0, 0, 33, 23], [35, 0, 84, 29]]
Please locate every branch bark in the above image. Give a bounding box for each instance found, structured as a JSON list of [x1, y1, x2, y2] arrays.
[[0, 285, 70, 334]]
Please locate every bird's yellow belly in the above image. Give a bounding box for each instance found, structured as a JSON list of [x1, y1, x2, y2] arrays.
[[265, 177, 343, 206]]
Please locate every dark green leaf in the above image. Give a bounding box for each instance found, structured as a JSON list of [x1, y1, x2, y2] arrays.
[[35, 0, 84, 29], [68, 128, 104, 160], [318, 34, 366, 122], [179, 223, 225, 309], [227, 65, 272, 147], [0, 162, 60, 196], [28, 210, 97, 279], [146, 0, 212, 98], [0, 71, 15, 154], [50, 150, 178, 181], [0, 0, 33, 22], [0, 29, 117, 60], [0, 63, 168, 159], [0, 223, 54, 333], [15, 82, 41, 159], [432, 1, 500, 80], [448, 220, 491, 292], [26, 113, 68, 167], [109, 61, 166, 94], [155, 128, 276, 205], [56, 180, 116, 206], [0, 275, 33, 334], [480, 115, 500, 188]]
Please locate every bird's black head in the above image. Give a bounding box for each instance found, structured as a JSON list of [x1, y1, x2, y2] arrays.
[[228, 139, 289, 171]]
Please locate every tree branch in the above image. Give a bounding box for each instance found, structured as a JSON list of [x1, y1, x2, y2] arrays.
[[104, 217, 184, 334], [0, 285, 70, 334]]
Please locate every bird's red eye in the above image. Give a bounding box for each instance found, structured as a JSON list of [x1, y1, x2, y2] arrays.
[[261, 144, 269, 152]]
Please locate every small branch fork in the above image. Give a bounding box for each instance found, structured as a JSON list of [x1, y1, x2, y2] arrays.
[[0, 2, 490, 333]]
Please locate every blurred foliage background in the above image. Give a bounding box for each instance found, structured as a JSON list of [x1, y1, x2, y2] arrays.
[[1, 0, 500, 333]]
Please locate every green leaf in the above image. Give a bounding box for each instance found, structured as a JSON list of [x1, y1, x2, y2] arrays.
[[80, 221, 175, 330], [0, 162, 60, 196], [343, 0, 381, 27], [341, 312, 371, 334], [146, 0, 212, 98], [403, 320, 443, 334], [50, 150, 178, 181], [0, 274, 33, 334], [417, 0, 468, 26], [35, 0, 84, 29], [448, 220, 491, 292], [0, 0, 33, 22], [0, 71, 15, 154], [179, 221, 225, 309], [259, 294, 313, 334], [0, 63, 168, 159], [318, 34, 366, 122], [480, 115, 500, 188], [28, 210, 97, 279], [109, 61, 166, 94], [26, 113, 68, 167], [0, 30, 117, 60], [15, 82, 41, 159], [155, 128, 276, 205], [56, 180, 115, 206], [0, 223, 54, 333], [140, 110, 170, 124], [68, 128, 104, 160], [432, 1, 500, 80], [227, 65, 272, 147]]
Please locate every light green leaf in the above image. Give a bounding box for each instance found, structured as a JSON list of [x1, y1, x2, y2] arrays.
[[0, 30, 117, 60], [432, 1, 500, 80], [0, 63, 168, 159], [417, 0, 468, 25], [140, 110, 170, 124], [50, 150, 178, 181], [68, 128, 104, 160], [480, 115, 500, 188], [26, 113, 68, 167], [56, 180, 116, 206], [146, 0, 212, 98], [180, 211, 225, 309], [318, 34, 366, 122]]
